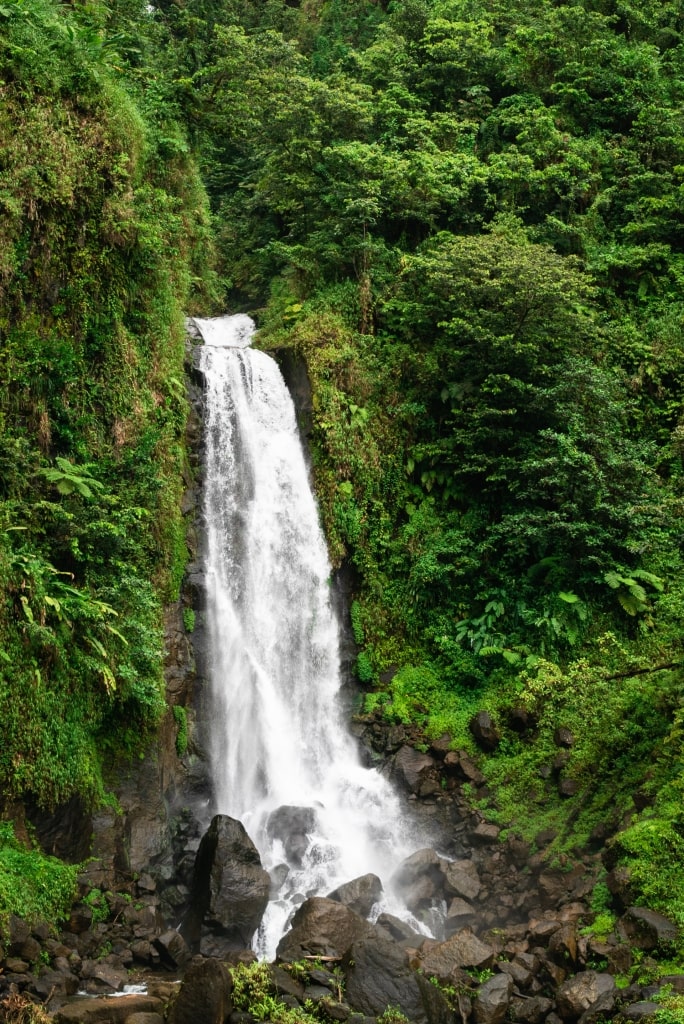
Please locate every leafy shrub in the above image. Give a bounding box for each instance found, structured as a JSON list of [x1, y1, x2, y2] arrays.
[[0, 823, 78, 934]]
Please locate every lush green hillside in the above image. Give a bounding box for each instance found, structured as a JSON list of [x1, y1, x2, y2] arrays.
[[0, 0, 217, 809], [164, 0, 684, 927], [1, 0, 683, 946]]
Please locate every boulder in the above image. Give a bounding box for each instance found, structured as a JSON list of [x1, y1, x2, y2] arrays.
[[327, 874, 383, 918], [621, 1003, 661, 1021], [509, 995, 554, 1023], [393, 746, 436, 793], [167, 958, 233, 1024], [441, 860, 481, 901], [266, 805, 318, 868], [548, 922, 578, 965], [53, 996, 164, 1023], [473, 973, 513, 1024], [31, 967, 80, 1001], [619, 907, 678, 950], [276, 897, 377, 961], [82, 962, 128, 994], [183, 815, 270, 952], [153, 929, 192, 969], [421, 930, 496, 982], [376, 913, 423, 945], [445, 898, 477, 934], [554, 727, 575, 748], [469, 712, 500, 752], [343, 936, 452, 1024], [391, 849, 445, 912], [556, 971, 615, 1021]]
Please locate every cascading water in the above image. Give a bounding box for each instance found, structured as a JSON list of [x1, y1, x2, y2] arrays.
[[195, 314, 428, 959]]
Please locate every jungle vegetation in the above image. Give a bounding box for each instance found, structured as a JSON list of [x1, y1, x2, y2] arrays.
[[1, 0, 683, 937]]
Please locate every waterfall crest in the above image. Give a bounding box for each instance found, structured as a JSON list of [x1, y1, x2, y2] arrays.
[[196, 314, 424, 958]]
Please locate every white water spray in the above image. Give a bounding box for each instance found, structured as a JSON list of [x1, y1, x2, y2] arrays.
[[195, 314, 426, 959]]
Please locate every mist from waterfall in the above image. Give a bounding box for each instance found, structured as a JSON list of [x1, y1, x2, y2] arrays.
[[195, 314, 427, 959]]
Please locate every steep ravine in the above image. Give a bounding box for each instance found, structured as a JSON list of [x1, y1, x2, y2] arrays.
[[0, 326, 679, 1024]]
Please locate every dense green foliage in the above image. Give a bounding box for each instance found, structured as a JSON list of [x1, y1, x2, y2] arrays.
[[3, 0, 684, 949], [0, 822, 77, 931], [151, 0, 684, 927], [0, 0, 217, 808]]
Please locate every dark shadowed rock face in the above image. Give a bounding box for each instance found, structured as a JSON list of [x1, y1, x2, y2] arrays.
[[182, 814, 270, 954], [168, 958, 233, 1024]]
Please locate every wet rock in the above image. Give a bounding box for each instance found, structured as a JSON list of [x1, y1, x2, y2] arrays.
[[469, 712, 500, 752], [276, 897, 377, 961], [184, 814, 270, 953], [266, 806, 318, 869], [126, 1015, 165, 1024], [556, 971, 615, 1020], [53, 996, 164, 1023], [473, 973, 513, 1024], [167, 958, 233, 1024], [421, 930, 496, 981], [393, 746, 437, 793], [376, 913, 423, 945], [554, 728, 575, 748], [327, 874, 383, 918], [619, 907, 678, 950], [391, 849, 444, 912], [343, 936, 452, 1024], [82, 961, 128, 994]]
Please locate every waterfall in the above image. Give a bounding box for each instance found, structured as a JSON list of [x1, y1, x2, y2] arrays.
[[195, 314, 425, 959]]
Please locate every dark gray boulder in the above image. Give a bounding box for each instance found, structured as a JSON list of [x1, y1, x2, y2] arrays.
[[153, 929, 192, 969], [621, 1002, 661, 1021], [391, 848, 446, 912], [327, 874, 383, 918], [473, 973, 513, 1024], [441, 859, 481, 901], [619, 907, 679, 950], [168, 958, 233, 1024], [469, 712, 500, 752], [343, 936, 454, 1024], [556, 971, 615, 1021], [393, 746, 437, 793], [509, 996, 555, 1023], [182, 814, 270, 953], [421, 930, 496, 982], [276, 897, 377, 961]]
